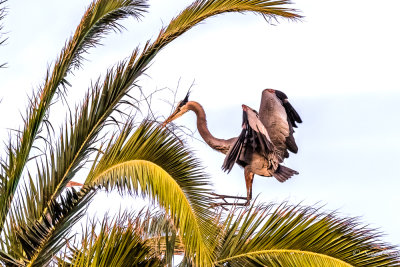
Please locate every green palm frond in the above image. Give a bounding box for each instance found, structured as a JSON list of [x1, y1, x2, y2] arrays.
[[64, 0, 148, 72], [123, 208, 186, 265], [0, 249, 23, 267], [17, 0, 301, 228], [85, 121, 217, 266], [21, 62, 142, 225], [6, 0, 149, 241], [0, 0, 148, 232], [212, 203, 399, 266], [164, 0, 301, 37], [2, 119, 215, 266], [141, 210, 185, 264], [122, 0, 301, 92], [4, 186, 95, 267], [1, 1, 399, 266], [28, 0, 300, 215], [60, 212, 161, 267]]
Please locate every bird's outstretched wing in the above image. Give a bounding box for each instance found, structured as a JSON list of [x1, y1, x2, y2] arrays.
[[222, 106, 274, 173], [259, 89, 302, 158], [275, 90, 302, 128]]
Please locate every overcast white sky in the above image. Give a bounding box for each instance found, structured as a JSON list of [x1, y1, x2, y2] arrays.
[[1, 0, 400, 246]]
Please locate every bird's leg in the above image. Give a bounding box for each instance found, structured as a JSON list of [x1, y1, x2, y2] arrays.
[[209, 194, 248, 208], [210, 193, 248, 200], [210, 167, 254, 208], [244, 167, 255, 206]]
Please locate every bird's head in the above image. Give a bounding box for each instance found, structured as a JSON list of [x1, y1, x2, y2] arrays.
[[162, 91, 191, 127]]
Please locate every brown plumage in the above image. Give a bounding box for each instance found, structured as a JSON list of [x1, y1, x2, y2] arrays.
[[162, 89, 302, 206]]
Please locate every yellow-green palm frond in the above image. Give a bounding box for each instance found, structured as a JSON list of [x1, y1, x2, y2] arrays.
[[0, 0, 148, 233], [139, 210, 186, 264], [125, 0, 301, 86], [163, 0, 301, 39], [1, 118, 215, 266], [19, 61, 142, 228], [212, 202, 399, 266], [86, 121, 218, 266], [21, 0, 300, 237], [1, 186, 95, 267], [0, 1, 306, 265], [59, 212, 162, 267], [22, 0, 301, 228]]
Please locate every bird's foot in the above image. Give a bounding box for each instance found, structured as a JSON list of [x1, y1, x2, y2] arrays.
[[209, 193, 250, 209], [210, 193, 248, 200]]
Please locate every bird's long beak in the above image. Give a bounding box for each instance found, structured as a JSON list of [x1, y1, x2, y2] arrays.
[[161, 119, 171, 128], [162, 109, 180, 127]]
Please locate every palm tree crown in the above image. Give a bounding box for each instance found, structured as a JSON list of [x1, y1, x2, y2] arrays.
[[0, 0, 398, 266]]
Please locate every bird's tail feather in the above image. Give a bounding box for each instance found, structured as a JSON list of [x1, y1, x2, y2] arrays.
[[273, 165, 298, 182]]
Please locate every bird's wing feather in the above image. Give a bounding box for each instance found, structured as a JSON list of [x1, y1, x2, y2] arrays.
[[279, 96, 301, 153], [245, 107, 274, 153], [222, 133, 244, 173], [259, 90, 301, 159], [285, 120, 298, 153], [282, 100, 302, 128], [274, 90, 302, 127], [222, 107, 274, 173]]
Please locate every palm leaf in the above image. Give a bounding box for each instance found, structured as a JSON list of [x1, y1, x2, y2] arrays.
[[20, 62, 142, 227], [59, 212, 161, 267], [2, 0, 149, 255], [0, 0, 148, 232], [85, 121, 217, 266], [164, 0, 301, 38], [1, 1, 303, 265], [212, 203, 400, 266], [121, 0, 301, 95], [12, 1, 300, 263], [6, 186, 95, 267], [118, 208, 185, 264], [2, 120, 215, 266], [142, 211, 185, 264], [0, 249, 24, 267], [33, 0, 300, 218]]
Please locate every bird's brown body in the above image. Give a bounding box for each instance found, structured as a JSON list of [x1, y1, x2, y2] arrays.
[[163, 89, 302, 205]]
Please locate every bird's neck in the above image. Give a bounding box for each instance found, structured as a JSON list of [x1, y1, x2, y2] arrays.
[[187, 101, 229, 153]]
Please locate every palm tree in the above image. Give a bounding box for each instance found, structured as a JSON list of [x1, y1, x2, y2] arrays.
[[0, 0, 398, 266], [59, 200, 400, 266], [210, 203, 399, 266]]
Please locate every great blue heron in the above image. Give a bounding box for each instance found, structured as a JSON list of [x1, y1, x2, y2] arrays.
[[162, 89, 302, 206]]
